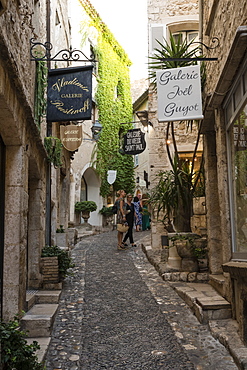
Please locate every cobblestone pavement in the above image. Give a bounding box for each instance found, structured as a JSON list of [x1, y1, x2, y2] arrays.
[[45, 230, 237, 370]]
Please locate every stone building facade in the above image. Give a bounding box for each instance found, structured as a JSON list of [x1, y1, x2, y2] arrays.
[[201, 0, 247, 343], [0, 0, 71, 320], [147, 0, 202, 248]]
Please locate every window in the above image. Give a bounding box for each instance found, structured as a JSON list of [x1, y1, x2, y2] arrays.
[[80, 176, 87, 202], [225, 58, 247, 258], [150, 25, 165, 54], [178, 152, 203, 192], [228, 104, 247, 256], [172, 31, 199, 52]]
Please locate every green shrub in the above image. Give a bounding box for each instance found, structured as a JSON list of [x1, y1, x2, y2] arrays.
[[0, 315, 44, 370], [99, 205, 113, 216], [75, 201, 97, 213], [41, 245, 75, 277]]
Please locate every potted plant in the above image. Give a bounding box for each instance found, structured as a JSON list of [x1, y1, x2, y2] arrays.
[[99, 205, 113, 216], [75, 201, 97, 223], [169, 233, 208, 272], [41, 245, 75, 279], [99, 205, 114, 226]]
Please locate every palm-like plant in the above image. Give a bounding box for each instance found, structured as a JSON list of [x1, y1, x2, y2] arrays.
[[149, 156, 204, 232], [148, 33, 206, 88]]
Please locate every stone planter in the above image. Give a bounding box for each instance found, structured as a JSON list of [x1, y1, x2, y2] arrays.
[[81, 210, 90, 223], [198, 258, 208, 272], [172, 236, 198, 272], [41, 256, 59, 283]]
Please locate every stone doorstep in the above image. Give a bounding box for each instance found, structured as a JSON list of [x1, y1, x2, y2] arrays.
[[26, 290, 61, 310], [171, 282, 232, 324], [209, 319, 247, 370], [35, 290, 61, 304], [21, 303, 59, 337], [26, 337, 51, 364]]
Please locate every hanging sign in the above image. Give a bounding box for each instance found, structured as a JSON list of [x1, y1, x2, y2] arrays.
[[47, 65, 93, 122], [107, 170, 117, 184], [60, 124, 82, 151], [123, 128, 146, 155], [233, 125, 247, 151], [157, 65, 204, 122]]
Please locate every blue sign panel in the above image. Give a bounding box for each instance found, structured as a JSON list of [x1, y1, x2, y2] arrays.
[[47, 65, 93, 122]]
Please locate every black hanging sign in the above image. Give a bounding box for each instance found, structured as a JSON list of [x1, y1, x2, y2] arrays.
[[123, 128, 146, 155], [47, 65, 93, 122]]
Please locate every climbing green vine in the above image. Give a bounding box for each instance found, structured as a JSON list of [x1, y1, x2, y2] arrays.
[[34, 60, 47, 128], [80, 0, 135, 197], [44, 137, 63, 168]]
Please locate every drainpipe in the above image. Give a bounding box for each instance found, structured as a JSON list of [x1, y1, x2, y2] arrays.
[[199, 0, 203, 42], [45, 0, 52, 246]]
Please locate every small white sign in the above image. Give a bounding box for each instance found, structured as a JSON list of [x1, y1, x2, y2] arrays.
[[107, 170, 117, 184], [157, 65, 204, 122]]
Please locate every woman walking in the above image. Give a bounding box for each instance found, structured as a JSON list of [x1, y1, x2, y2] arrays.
[[122, 194, 137, 248], [115, 189, 127, 250], [133, 196, 142, 232]]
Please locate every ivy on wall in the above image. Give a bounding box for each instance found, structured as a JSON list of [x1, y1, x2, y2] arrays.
[[34, 60, 47, 128], [80, 0, 135, 197], [44, 137, 63, 168]]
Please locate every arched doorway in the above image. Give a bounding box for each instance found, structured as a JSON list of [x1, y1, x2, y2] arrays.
[[82, 167, 102, 226]]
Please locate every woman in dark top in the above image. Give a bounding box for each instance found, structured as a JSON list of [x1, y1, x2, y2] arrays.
[[122, 194, 137, 248], [116, 189, 127, 250]]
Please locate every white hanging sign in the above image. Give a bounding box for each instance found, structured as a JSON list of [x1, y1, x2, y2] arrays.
[[157, 65, 204, 122], [107, 170, 117, 184]]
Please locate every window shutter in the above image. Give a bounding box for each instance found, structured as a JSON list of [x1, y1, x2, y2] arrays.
[[151, 26, 164, 53]]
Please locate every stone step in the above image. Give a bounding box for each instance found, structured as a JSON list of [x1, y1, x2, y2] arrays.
[[35, 290, 61, 304], [26, 290, 61, 310], [170, 282, 232, 324], [21, 303, 58, 337], [26, 337, 51, 363]]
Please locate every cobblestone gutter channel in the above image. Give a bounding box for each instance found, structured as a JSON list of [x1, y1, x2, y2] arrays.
[[44, 231, 237, 369]]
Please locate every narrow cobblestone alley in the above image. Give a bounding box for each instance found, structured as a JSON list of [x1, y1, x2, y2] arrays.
[[44, 231, 237, 369]]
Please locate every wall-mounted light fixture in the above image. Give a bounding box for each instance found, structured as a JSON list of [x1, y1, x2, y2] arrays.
[[91, 120, 102, 141], [136, 110, 153, 128]]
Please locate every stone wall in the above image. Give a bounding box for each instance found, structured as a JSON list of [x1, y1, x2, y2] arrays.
[[202, 0, 247, 95], [148, 0, 198, 21], [0, 0, 72, 320], [147, 0, 200, 249], [202, 0, 247, 342]]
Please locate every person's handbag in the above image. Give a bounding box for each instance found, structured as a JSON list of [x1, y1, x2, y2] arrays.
[[117, 223, 129, 232]]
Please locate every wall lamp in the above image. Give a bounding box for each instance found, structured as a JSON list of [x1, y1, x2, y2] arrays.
[[91, 120, 102, 141], [136, 110, 153, 128]]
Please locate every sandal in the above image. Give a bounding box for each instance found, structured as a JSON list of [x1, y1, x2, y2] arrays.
[[118, 244, 127, 250], [122, 242, 128, 247], [131, 244, 137, 248]]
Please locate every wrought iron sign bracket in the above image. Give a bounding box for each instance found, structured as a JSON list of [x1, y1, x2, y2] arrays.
[[30, 39, 96, 63], [160, 37, 220, 62]]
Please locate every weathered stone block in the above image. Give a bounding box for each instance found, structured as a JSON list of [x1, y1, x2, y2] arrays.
[[188, 272, 197, 282], [41, 257, 59, 283]]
